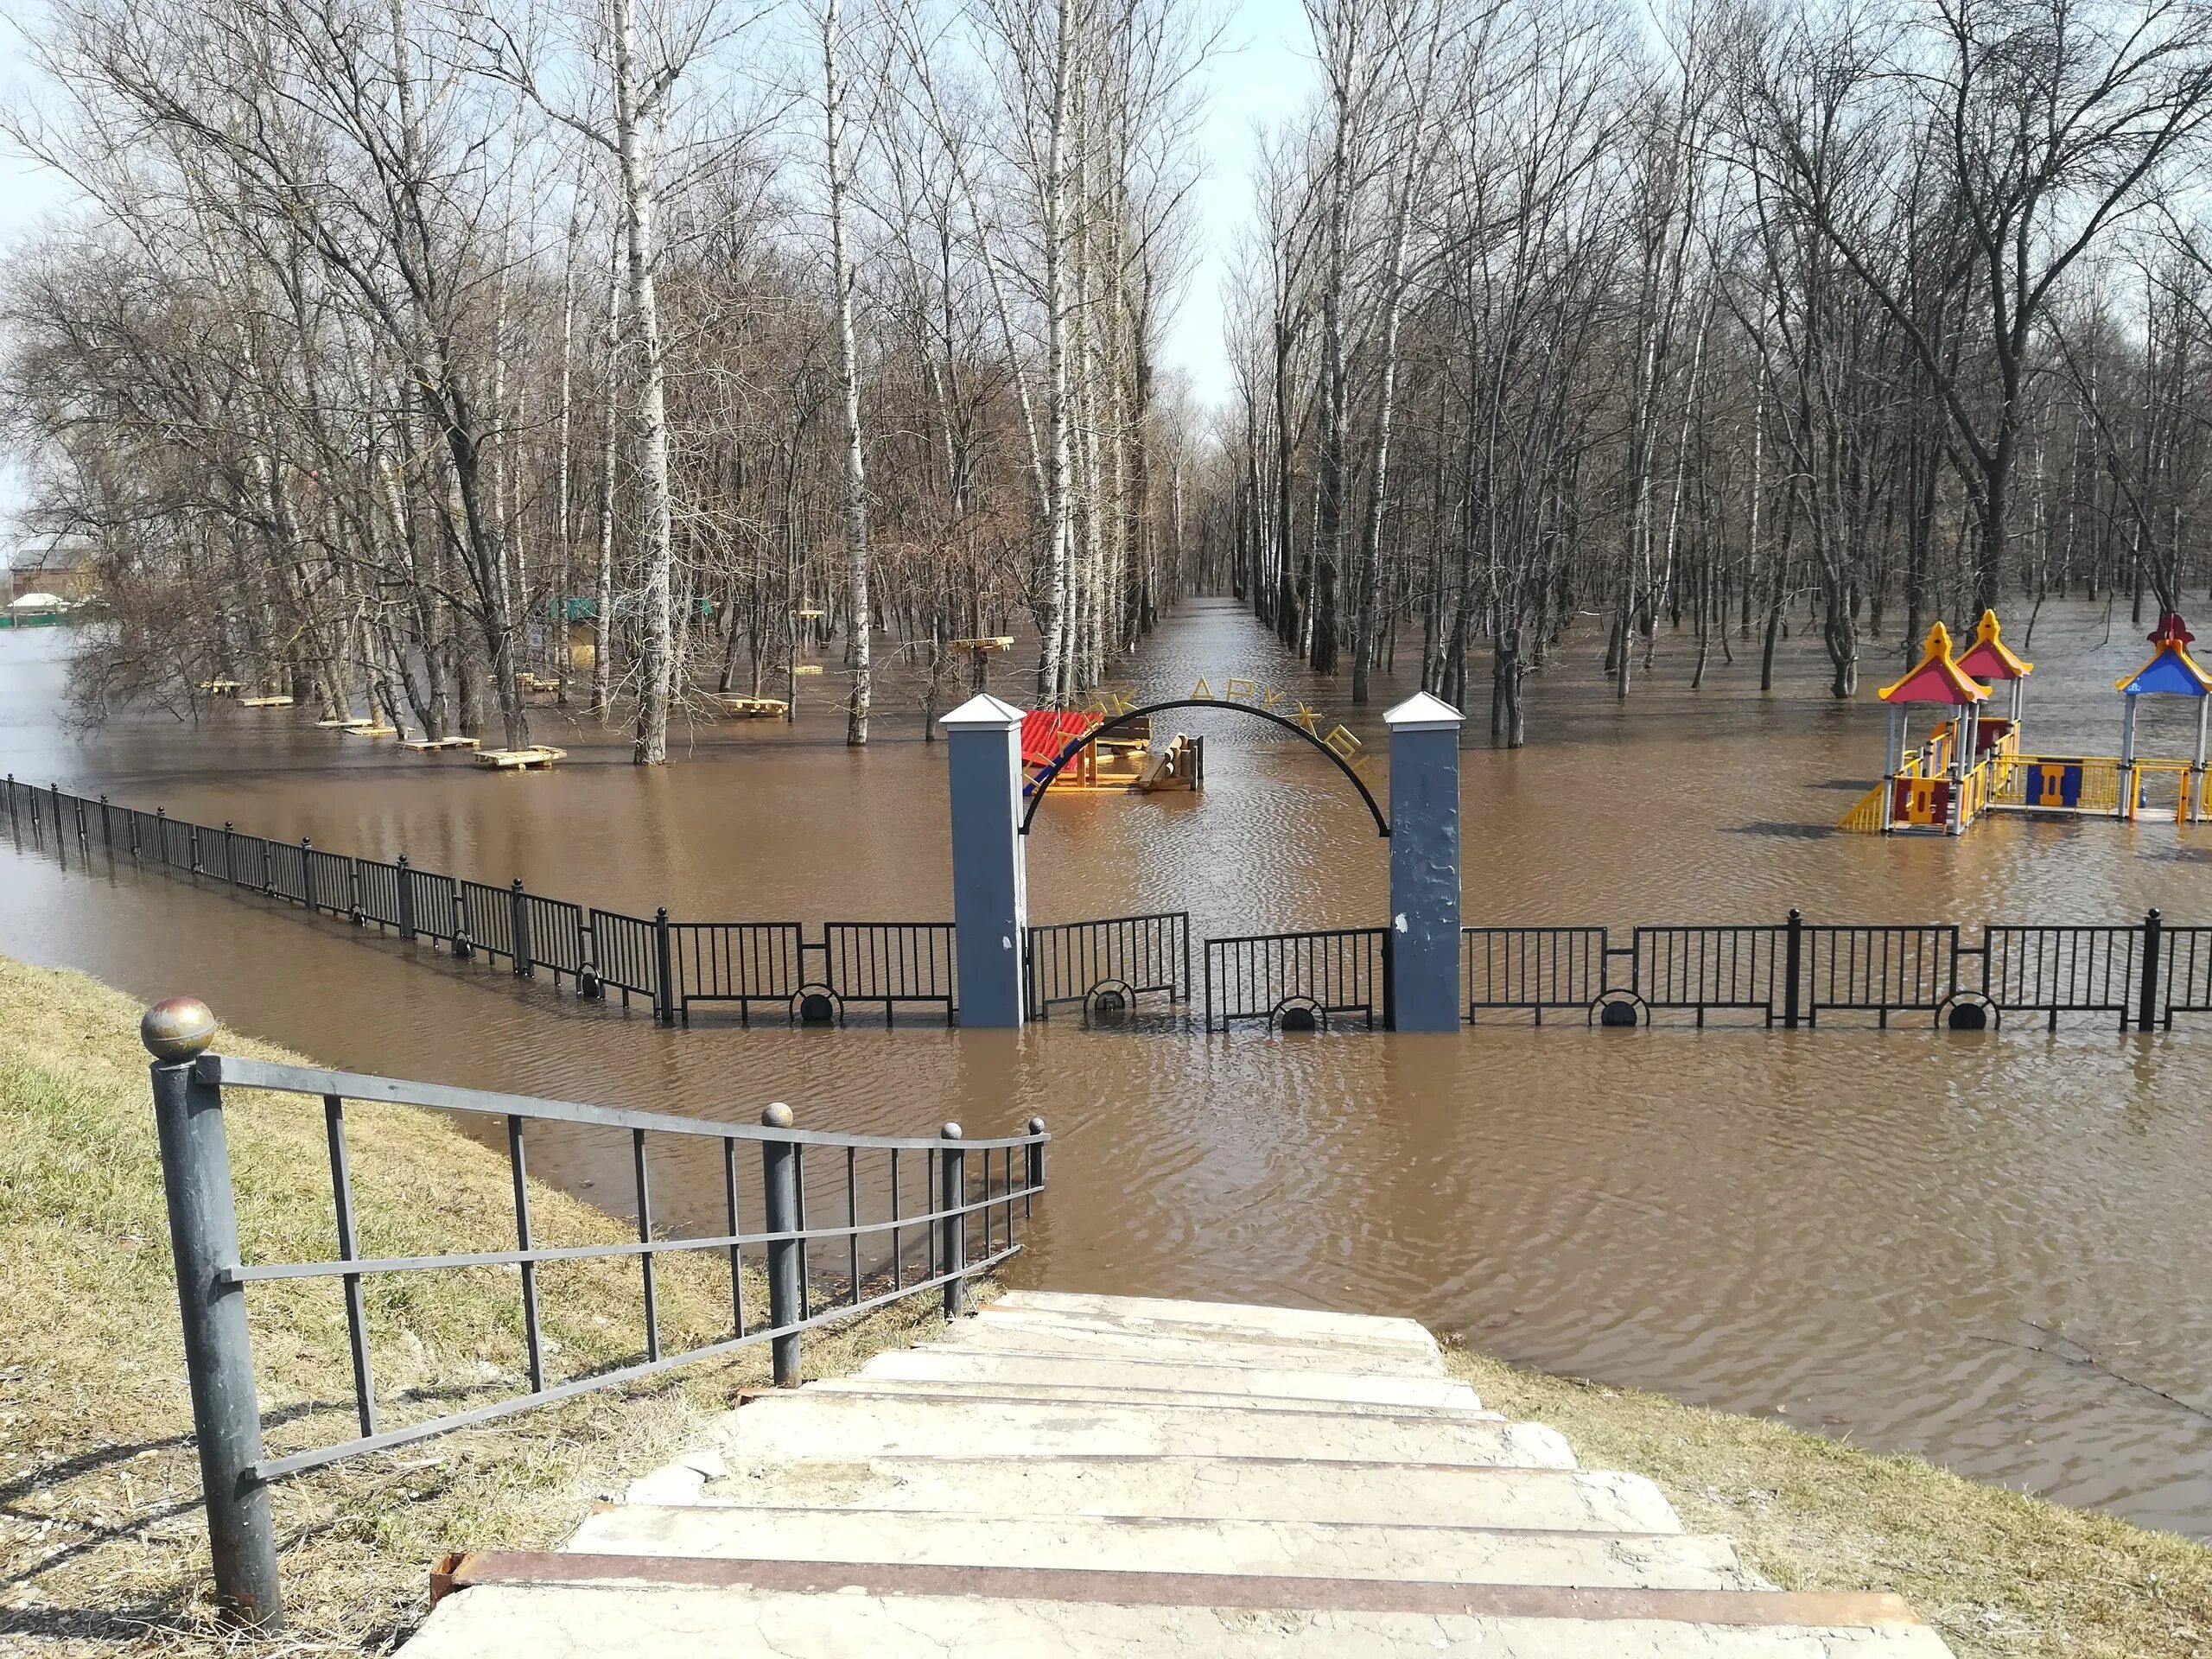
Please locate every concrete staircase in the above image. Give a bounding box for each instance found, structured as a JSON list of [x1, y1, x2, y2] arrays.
[[404, 1291, 1955, 1656]]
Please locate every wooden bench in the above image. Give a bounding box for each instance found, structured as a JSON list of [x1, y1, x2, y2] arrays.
[[712, 695, 789, 718], [474, 745, 567, 771]]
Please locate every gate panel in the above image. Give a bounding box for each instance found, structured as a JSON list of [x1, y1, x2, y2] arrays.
[[1026, 912, 1190, 1017], [1204, 929, 1388, 1031]]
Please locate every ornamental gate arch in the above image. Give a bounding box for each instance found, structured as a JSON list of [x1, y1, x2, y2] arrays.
[[939, 690, 1464, 1033]]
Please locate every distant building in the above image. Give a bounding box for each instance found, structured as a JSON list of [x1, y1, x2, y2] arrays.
[[9, 543, 96, 605]]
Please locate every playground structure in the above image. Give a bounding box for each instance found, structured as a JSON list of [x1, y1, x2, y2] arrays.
[[1840, 609, 2212, 833], [1019, 709, 1204, 798]]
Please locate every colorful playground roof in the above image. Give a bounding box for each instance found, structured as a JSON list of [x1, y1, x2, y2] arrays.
[[2118, 613, 2212, 697], [1020, 708, 1102, 768], [1955, 610, 2031, 682], [1878, 621, 1991, 705]]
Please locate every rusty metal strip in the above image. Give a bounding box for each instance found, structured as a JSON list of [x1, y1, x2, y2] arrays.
[[429, 1552, 1923, 1627]]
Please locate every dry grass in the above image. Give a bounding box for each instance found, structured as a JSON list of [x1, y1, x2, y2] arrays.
[[0, 956, 969, 1656], [1447, 1345, 2212, 1659]]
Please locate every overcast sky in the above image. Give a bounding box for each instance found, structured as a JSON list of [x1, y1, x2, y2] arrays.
[[0, 0, 1319, 552]]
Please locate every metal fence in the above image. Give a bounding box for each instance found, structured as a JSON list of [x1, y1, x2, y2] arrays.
[[1026, 911, 1191, 1017], [1457, 909, 2207, 1031], [141, 1006, 1049, 1628], [11, 777, 2212, 1034], [1204, 926, 1389, 1031]]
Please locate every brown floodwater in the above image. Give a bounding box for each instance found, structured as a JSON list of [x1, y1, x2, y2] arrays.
[[4, 599, 2210, 1538]]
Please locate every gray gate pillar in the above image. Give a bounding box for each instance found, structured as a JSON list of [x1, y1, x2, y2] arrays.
[[1383, 692, 1464, 1031], [941, 693, 1030, 1027]]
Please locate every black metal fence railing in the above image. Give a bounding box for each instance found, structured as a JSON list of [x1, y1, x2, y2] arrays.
[[1204, 926, 1389, 1031], [10, 777, 2212, 1034], [1026, 911, 1191, 1017], [1454, 909, 2209, 1032], [669, 921, 804, 1020], [138, 1002, 1048, 1628]]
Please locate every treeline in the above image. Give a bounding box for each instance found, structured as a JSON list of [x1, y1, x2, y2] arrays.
[[1194, 0, 2212, 744], [0, 0, 1205, 756]]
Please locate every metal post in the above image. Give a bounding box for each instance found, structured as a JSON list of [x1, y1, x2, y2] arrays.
[[396, 855, 417, 942], [322, 1096, 376, 1437], [3, 775, 14, 836], [1383, 692, 1465, 1031], [1024, 1116, 1046, 1219], [632, 1127, 659, 1361], [511, 880, 534, 978], [2139, 907, 2163, 1033], [452, 889, 472, 959], [1783, 909, 1803, 1029], [653, 906, 675, 1023], [155, 806, 168, 867], [941, 694, 1030, 1027], [939, 1122, 967, 1318], [99, 794, 112, 851], [760, 1103, 803, 1387], [507, 1116, 545, 1394], [141, 999, 283, 1629]]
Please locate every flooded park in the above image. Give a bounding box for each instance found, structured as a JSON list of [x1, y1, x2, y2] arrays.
[[6, 596, 2212, 1542]]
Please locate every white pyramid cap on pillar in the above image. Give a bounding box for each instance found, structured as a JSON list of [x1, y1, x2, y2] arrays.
[[1382, 690, 1463, 731], [939, 692, 1027, 730]]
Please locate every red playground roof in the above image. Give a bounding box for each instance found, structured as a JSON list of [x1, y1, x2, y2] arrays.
[[1020, 709, 1101, 768], [1955, 609, 2031, 682], [1879, 621, 1990, 705]]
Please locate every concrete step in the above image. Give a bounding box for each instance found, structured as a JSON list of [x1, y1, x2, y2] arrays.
[[810, 1376, 1503, 1420], [995, 1290, 1438, 1351], [709, 1390, 1574, 1467], [565, 1504, 1752, 1589], [935, 1319, 1452, 1377], [857, 1344, 1483, 1408], [696, 1455, 1679, 1531], [405, 1580, 1955, 1657], [970, 1303, 1444, 1366]]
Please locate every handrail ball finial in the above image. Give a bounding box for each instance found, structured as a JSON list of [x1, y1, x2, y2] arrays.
[[941, 1122, 963, 1140], [141, 997, 218, 1064], [1027, 1116, 1046, 1135], [761, 1102, 794, 1129]]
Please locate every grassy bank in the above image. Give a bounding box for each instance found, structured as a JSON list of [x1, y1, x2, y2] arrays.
[[0, 957, 964, 1656], [1449, 1347, 2212, 1659]]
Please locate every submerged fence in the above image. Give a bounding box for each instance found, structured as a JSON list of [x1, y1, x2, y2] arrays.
[[137, 997, 1046, 1627], [9, 776, 2208, 1033]]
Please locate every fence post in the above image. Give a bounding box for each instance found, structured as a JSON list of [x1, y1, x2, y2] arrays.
[[1783, 909, 1803, 1030], [190, 823, 202, 874], [760, 1103, 803, 1387], [140, 999, 283, 1629], [1382, 693, 1465, 1031], [2139, 907, 2163, 1033], [939, 1122, 968, 1318], [99, 794, 112, 851], [3, 776, 14, 836], [452, 889, 472, 959], [298, 839, 311, 903], [941, 694, 1030, 1026], [347, 859, 363, 925], [653, 906, 675, 1023], [396, 855, 416, 942], [128, 803, 139, 857], [578, 917, 603, 1000], [155, 806, 168, 865], [511, 880, 534, 978], [1024, 1116, 1046, 1220]]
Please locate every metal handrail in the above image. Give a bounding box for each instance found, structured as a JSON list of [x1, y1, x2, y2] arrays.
[[137, 1001, 1049, 1632]]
